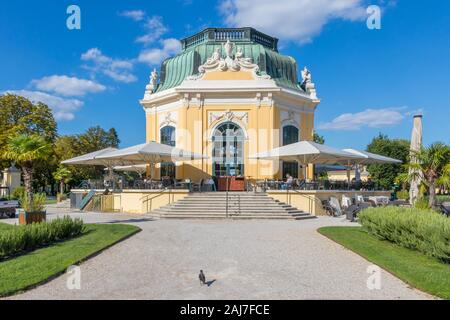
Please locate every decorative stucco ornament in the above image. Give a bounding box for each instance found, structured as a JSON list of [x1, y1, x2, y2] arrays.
[[190, 41, 271, 80]]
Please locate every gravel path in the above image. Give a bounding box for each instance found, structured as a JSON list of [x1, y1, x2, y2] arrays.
[[3, 211, 432, 300]]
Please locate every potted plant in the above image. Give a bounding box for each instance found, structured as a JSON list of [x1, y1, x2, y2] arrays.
[[18, 192, 47, 225]]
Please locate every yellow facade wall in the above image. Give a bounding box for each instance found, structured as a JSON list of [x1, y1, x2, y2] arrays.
[[145, 103, 315, 181]]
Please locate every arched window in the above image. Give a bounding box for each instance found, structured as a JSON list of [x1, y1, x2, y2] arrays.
[[282, 125, 299, 179], [160, 126, 176, 179], [212, 122, 245, 177], [283, 125, 299, 146], [160, 126, 176, 147]]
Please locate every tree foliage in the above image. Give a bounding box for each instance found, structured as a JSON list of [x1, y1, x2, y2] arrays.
[[409, 142, 450, 207], [0, 94, 58, 192], [313, 132, 325, 145], [366, 133, 410, 190]]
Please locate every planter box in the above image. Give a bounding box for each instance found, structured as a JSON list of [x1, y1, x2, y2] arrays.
[[217, 176, 246, 191], [18, 210, 46, 225]]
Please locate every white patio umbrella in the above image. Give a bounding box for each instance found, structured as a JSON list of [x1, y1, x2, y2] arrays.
[[110, 165, 148, 175], [61, 147, 119, 166], [341, 149, 402, 186], [250, 141, 363, 180], [409, 115, 423, 204], [250, 141, 362, 164], [341, 149, 402, 165], [95, 141, 207, 178], [61, 147, 121, 188]]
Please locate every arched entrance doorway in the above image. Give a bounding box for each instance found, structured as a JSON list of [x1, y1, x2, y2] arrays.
[[212, 122, 245, 177]]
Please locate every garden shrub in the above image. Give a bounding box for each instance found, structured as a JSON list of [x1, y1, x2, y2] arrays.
[[396, 190, 409, 200], [0, 216, 84, 259], [12, 187, 25, 200], [359, 207, 450, 262]]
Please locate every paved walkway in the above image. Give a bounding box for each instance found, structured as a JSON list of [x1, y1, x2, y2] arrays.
[[4, 210, 432, 300]]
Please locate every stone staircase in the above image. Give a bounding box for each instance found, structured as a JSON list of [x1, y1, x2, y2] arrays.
[[148, 192, 316, 220]]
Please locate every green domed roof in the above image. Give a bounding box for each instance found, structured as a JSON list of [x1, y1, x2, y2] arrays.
[[155, 28, 305, 93]]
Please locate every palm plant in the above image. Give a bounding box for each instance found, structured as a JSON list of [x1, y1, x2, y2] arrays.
[[53, 165, 72, 195], [409, 142, 450, 208], [4, 134, 52, 210], [437, 163, 450, 191]]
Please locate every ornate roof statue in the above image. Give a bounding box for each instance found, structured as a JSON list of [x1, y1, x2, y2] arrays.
[[150, 68, 158, 87], [301, 66, 317, 99], [144, 68, 159, 99], [301, 67, 312, 84], [224, 39, 234, 58]]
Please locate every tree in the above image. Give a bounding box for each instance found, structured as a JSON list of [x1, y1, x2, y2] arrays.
[[0, 94, 57, 152], [409, 143, 450, 208], [313, 132, 325, 145], [437, 163, 450, 191], [366, 134, 410, 190], [4, 134, 52, 209], [77, 126, 120, 152], [0, 94, 58, 192], [53, 166, 72, 195]]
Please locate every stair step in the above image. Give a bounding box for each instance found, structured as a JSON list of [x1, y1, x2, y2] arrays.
[[148, 192, 315, 220]]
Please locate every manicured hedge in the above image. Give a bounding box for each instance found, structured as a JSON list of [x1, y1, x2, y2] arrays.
[[0, 216, 84, 260], [359, 207, 450, 263]]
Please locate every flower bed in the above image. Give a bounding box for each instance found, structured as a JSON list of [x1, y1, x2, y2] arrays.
[[0, 216, 84, 259]]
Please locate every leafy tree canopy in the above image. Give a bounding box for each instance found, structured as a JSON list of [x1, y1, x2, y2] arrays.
[[0, 94, 57, 151], [54, 126, 121, 186], [367, 133, 410, 190], [313, 132, 325, 145]]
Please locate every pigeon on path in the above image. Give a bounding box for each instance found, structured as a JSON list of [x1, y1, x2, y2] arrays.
[[199, 270, 206, 286]]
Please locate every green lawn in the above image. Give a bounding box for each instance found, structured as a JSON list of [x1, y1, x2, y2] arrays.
[[318, 226, 450, 300], [0, 222, 15, 232], [0, 222, 140, 297], [45, 198, 57, 205]]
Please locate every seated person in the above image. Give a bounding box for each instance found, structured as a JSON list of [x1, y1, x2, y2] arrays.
[[282, 174, 294, 190]]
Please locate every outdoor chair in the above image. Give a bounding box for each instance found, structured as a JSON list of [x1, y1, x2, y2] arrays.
[[331, 197, 344, 216], [191, 179, 203, 192], [322, 200, 334, 216], [328, 197, 343, 217], [345, 205, 360, 222], [440, 201, 450, 217], [162, 177, 173, 188], [341, 195, 353, 209]]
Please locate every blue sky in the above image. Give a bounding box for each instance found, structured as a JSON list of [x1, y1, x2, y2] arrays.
[[0, 0, 449, 149]]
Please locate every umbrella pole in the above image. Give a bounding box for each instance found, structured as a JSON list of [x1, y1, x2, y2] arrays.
[[108, 166, 114, 191], [347, 161, 351, 190]]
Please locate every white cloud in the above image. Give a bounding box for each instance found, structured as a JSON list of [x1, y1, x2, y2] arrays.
[[317, 107, 407, 131], [31, 75, 106, 97], [119, 10, 146, 21], [4, 90, 84, 121], [81, 48, 137, 83], [136, 16, 168, 44], [138, 38, 181, 66], [219, 0, 367, 43]]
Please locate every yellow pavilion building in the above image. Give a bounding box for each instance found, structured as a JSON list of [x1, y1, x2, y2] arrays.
[[140, 28, 320, 183]]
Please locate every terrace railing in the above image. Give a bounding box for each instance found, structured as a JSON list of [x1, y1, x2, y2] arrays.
[[181, 27, 279, 51]]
